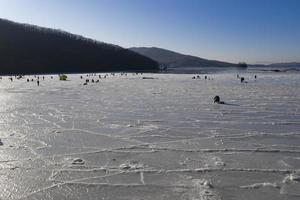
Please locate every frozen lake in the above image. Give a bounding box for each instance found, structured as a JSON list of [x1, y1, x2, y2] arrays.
[[1, 72, 300, 200]]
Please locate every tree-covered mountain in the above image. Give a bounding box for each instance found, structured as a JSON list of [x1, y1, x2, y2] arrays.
[[266, 62, 300, 68], [130, 47, 245, 71], [0, 18, 159, 75], [249, 62, 300, 72], [250, 62, 300, 68]]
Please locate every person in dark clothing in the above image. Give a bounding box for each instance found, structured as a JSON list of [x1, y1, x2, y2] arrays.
[[214, 96, 224, 104]]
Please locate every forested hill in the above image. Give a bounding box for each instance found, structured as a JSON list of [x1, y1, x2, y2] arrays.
[[130, 47, 244, 70], [0, 18, 159, 75]]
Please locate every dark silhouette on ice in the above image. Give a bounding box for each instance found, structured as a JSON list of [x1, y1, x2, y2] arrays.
[[214, 96, 240, 106], [214, 96, 224, 104]]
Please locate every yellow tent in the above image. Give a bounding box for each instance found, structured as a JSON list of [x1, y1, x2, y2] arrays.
[[59, 74, 67, 81]]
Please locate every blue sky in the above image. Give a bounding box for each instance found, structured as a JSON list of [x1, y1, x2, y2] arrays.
[[0, 0, 299, 64]]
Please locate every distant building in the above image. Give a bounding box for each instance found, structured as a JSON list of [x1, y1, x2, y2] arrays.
[[237, 62, 248, 68]]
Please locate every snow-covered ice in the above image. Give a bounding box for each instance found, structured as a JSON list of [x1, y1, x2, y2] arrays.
[[0, 72, 300, 199]]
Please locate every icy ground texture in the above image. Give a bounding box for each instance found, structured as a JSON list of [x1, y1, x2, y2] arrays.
[[1, 73, 300, 200]]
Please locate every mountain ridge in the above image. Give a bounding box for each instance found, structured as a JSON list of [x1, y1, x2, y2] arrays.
[[130, 47, 300, 71], [0, 18, 159, 75], [129, 47, 242, 70]]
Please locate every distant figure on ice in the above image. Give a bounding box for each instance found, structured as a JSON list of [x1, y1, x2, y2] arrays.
[[214, 96, 224, 104], [205, 76, 207, 80], [254, 75, 257, 79], [37, 80, 40, 86], [240, 77, 245, 83]]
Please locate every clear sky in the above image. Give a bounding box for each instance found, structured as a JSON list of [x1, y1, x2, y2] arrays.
[[0, 0, 299, 64]]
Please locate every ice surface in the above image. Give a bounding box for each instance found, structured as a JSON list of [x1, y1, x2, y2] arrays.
[[0, 72, 300, 199]]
